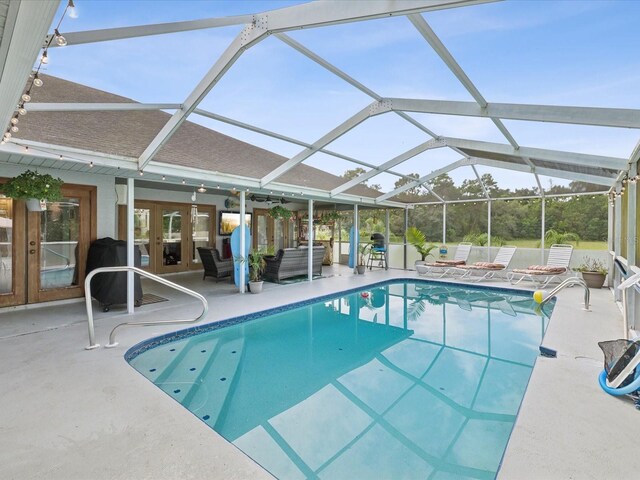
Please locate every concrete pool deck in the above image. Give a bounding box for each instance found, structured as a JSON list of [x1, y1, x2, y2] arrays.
[[0, 266, 638, 479]]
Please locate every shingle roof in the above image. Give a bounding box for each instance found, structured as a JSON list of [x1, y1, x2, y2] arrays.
[[15, 74, 382, 199]]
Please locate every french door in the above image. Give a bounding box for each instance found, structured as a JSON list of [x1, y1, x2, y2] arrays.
[[252, 208, 293, 251], [119, 201, 215, 274], [0, 184, 96, 307]]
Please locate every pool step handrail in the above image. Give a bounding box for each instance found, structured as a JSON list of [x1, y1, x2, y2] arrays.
[[84, 266, 208, 350], [538, 277, 590, 310]]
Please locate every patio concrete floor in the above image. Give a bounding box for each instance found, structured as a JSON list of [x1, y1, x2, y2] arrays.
[[0, 265, 638, 479]]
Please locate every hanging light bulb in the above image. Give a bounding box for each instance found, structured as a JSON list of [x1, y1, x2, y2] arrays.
[[68, 0, 78, 18], [33, 75, 43, 87], [54, 29, 67, 47], [10, 117, 18, 125], [41, 51, 49, 64], [138, 170, 144, 176], [89, 161, 93, 168], [18, 106, 27, 116], [10, 125, 18, 133], [21, 92, 31, 102]]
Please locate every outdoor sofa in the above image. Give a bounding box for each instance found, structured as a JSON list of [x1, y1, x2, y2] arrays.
[[263, 246, 325, 283]]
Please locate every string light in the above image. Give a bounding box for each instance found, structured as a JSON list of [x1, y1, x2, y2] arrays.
[[138, 170, 144, 176], [3, 0, 74, 140], [54, 29, 67, 46], [162, 176, 166, 181], [89, 161, 93, 168], [181, 179, 186, 184]]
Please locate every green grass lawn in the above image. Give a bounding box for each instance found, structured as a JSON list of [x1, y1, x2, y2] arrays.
[[505, 239, 607, 250]]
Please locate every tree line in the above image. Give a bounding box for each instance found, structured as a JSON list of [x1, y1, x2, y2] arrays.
[[342, 169, 608, 243]]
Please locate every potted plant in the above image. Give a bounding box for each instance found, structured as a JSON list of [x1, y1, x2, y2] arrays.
[[1, 169, 63, 212], [575, 256, 608, 289], [356, 243, 370, 274], [406, 227, 436, 265], [268, 205, 293, 220], [247, 249, 267, 293]]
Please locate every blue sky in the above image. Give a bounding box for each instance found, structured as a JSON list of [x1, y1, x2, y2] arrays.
[[45, 0, 640, 193]]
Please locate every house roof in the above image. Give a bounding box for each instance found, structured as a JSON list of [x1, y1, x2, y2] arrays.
[[14, 74, 382, 199]]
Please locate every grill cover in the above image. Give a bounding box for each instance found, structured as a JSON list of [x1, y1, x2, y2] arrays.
[[86, 237, 142, 306]]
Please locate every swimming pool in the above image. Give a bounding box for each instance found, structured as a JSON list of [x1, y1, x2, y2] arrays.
[[127, 280, 552, 479]]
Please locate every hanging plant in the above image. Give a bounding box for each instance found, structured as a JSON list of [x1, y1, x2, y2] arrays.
[[268, 205, 293, 220], [1, 169, 63, 202], [317, 210, 341, 224]]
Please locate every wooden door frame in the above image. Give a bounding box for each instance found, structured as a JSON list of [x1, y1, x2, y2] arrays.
[[0, 196, 25, 307], [118, 201, 158, 272], [119, 200, 216, 274], [252, 208, 273, 250], [28, 184, 97, 304]]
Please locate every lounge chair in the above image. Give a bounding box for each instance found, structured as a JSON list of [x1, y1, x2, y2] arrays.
[[415, 243, 472, 278], [449, 245, 517, 282], [598, 338, 640, 405], [197, 247, 233, 282], [507, 244, 574, 288]]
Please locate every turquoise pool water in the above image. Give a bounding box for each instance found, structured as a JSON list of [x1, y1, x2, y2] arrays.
[[128, 281, 552, 479]]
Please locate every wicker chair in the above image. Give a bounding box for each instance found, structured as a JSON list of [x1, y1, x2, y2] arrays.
[[197, 247, 233, 282]]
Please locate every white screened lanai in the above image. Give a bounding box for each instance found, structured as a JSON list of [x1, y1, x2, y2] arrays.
[[0, 0, 638, 310]]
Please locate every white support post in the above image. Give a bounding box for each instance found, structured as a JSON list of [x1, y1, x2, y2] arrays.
[[385, 209, 390, 270], [614, 182, 623, 302], [308, 199, 314, 281], [541, 197, 546, 265], [239, 190, 246, 294], [487, 200, 491, 261], [608, 198, 614, 288], [353, 204, 359, 274], [442, 203, 447, 244], [126, 178, 135, 313], [404, 208, 409, 270], [627, 163, 637, 330]]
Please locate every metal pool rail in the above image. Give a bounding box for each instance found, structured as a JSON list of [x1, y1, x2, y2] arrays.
[[535, 277, 590, 311], [84, 266, 208, 350]]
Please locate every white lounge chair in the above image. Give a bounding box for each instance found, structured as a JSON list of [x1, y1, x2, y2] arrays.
[[507, 244, 574, 288], [449, 245, 517, 282], [415, 243, 472, 278]]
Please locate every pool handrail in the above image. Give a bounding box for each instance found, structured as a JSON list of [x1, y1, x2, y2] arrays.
[[84, 266, 208, 350], [538, 277, 590, 311]]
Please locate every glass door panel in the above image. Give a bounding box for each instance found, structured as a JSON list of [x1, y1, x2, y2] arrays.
[[134, 208, 152, 269], [252, 208, 271, 251], [39, 198, 80, 290], [0, 196, 25, 306], [191, 205, 214, 267], [158, 206, 188, 273], [273, 218, 285, 250], [0, 197, 13, 294]]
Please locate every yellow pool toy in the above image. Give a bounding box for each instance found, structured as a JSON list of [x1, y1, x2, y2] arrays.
[[533, 290, 545, 304]]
